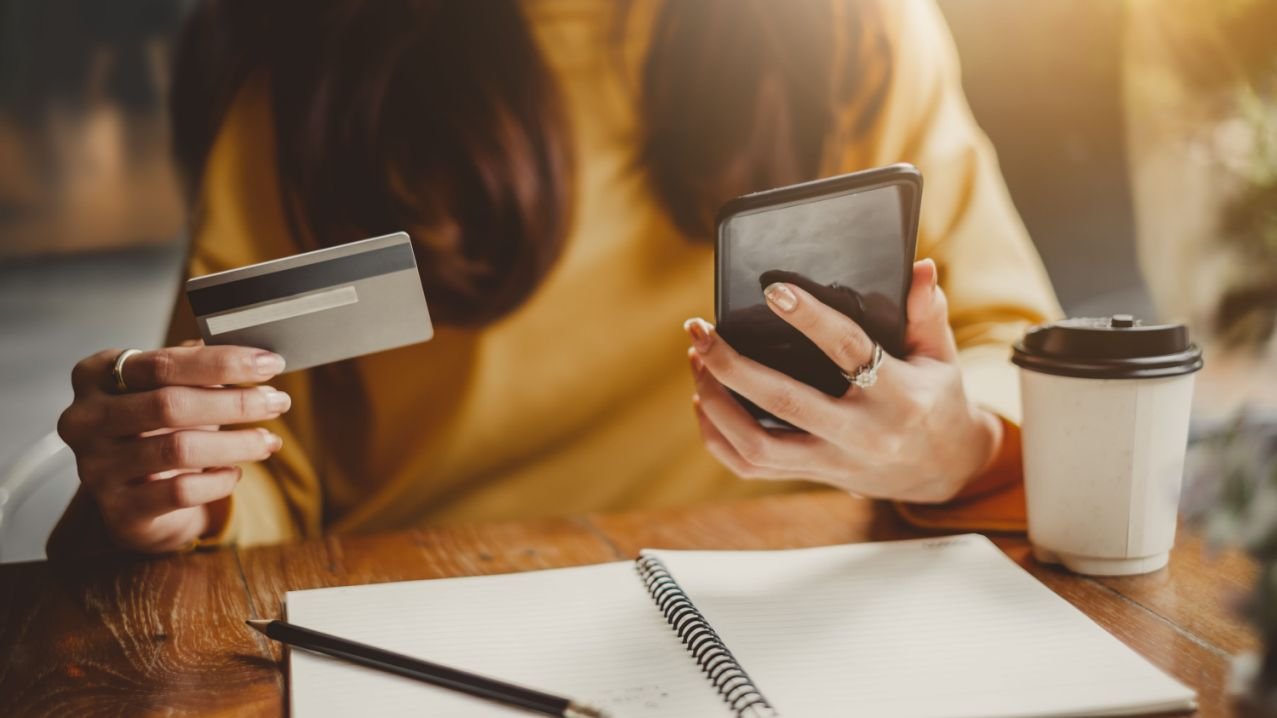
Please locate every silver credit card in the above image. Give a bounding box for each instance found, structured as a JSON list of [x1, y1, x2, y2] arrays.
[[186, 231, 433, 372]]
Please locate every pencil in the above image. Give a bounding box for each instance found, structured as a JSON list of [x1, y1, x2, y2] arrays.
[[246, 618, 607, 717]]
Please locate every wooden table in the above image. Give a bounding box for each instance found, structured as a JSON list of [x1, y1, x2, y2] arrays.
[[0, 490, 1259, 717]]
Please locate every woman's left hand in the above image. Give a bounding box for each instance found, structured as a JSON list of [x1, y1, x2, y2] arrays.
[[685, 259, 1003, 503]]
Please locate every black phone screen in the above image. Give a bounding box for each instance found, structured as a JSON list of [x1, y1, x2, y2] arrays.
[[716, 170, 919, 424]]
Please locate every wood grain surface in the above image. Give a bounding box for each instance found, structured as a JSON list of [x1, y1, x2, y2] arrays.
[[0, 549, 279, 717], [237, 517, 620, 663], [0, 490, 1259, 717]]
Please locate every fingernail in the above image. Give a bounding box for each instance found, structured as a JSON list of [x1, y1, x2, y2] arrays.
[[263, 389, 291, 413], [258, 428, 283, 451], [254, 352, 286, 376], [924, 258, 938, 292], [763, 283, 798, 312], [683, 318, 714, 352]]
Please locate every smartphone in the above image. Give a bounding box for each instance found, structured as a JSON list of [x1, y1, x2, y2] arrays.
[[714, 163, 922, 429]]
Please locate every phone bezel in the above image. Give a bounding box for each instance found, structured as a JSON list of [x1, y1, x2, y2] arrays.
[[714, 162, 923, 359], [713, 163, 923, 429]]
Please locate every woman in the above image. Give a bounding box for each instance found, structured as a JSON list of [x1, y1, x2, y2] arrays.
[[52, 0, 1060, 554]]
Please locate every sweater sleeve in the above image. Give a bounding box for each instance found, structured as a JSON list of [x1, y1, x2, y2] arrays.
[[165, 73, 326, 548], [829, 0, 1063, 526], [833, 0, 1062, 412]]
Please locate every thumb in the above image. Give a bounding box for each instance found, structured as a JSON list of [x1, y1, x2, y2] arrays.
[[904, 259, 958, 362]]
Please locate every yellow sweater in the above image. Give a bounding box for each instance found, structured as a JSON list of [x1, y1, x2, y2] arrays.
[[160, 0, 1059, 547]]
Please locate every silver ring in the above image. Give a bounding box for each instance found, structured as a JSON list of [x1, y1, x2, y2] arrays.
[[112, 348, 143, 393], [841, 343, 883, 390]]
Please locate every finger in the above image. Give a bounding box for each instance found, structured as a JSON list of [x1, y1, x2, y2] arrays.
[[125, 466, 242, 518], [107, 427, 282, 476], [690, 350, 825, 470], [684, 318, 844, 439], [139, 425, 219, 439], [761, 280, 892, 379], [904, 259, 958, 362], [692, 398, 774, 479], [102, 386, 292, 436], [57, 401, 98, 448], [71, 349, 122, 396], [117, 345, 286, 392]]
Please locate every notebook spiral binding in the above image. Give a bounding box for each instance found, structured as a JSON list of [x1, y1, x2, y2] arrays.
[[636, 555, 778, 718]]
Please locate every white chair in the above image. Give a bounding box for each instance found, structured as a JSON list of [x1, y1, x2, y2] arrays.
[[0, 430, 79, 563]]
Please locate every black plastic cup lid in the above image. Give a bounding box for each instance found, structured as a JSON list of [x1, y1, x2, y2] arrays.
[[1012, 315, 1203, 380]]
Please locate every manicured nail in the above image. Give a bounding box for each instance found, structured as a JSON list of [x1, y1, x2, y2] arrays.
[[263, 389, 291, 413], [683, 318, 714, 352], [763, 283, 798, 312], [254, 352, 286, 376], [258, 428, 283, 451]]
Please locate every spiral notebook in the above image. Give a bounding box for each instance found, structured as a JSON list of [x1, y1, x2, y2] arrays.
[[284, 535, 1195, 717]]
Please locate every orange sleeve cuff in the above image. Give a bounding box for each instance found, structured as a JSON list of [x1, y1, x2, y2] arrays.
[[893, 416, 1027, 533]]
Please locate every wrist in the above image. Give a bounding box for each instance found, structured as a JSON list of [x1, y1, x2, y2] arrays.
[[970, 406, 1005, 477], [934, 403, 1001, 498]]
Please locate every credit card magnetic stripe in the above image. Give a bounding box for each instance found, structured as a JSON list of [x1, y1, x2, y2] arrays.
[[187, 242, 416, 316], [204, 285, 360, 335]]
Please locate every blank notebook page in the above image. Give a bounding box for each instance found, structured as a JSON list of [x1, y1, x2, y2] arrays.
[[285, 561, 726, 717], [647, 535, 1195, 717]]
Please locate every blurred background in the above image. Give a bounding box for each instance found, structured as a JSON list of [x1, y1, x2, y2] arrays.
[[1, 0, 1274, 561]]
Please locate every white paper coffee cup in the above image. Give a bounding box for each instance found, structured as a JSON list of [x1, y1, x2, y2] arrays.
[[1012, 315, 1203, 576]]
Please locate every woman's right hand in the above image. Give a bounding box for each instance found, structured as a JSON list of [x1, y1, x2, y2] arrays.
[[56, 345, 291, 553]]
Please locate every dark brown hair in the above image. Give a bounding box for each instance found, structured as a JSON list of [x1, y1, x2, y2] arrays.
[[171, 0, 890, 326]]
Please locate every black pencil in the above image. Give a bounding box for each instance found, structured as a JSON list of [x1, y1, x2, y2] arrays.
[[246, 618, 607, 717]]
